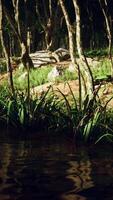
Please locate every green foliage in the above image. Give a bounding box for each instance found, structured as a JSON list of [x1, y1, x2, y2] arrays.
[[5, 89, 51, 129], [30, 66, 52, 87], [0, 86, 10, 128], [1, 57, 111, 92], [56, 83, 105, 143], [0, 57, 113, 143], [0, 60, 7, 74], [85, 48, 109, 58], [13, 66, 52, 90], [0, 98, 7, 127], [55, 69, 77, 83], [0, 83, 113, 143], [0, 86, 64, 132], [54, 82, 113, 143], [0, 85, 10, 100], [13, 66, 77, 90], [92, 59, 111, 80]]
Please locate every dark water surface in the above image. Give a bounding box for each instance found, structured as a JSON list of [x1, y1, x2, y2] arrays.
[[0, 135, 113, 200]]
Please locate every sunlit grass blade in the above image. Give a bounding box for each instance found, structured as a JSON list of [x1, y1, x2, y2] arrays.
[[57, 88, 72, 117], [66, 82, 78, 110], [95, 133, 113, 144]]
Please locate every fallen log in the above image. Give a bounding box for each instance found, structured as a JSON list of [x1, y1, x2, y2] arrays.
[[30, 48, 70, 68]]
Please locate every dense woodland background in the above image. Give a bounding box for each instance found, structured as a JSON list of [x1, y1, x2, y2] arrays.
[[0, 0, 113, 56], [0, 0, 113, 100]]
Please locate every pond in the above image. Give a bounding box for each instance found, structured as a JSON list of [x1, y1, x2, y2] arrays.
[[0, 135, 113, 200]]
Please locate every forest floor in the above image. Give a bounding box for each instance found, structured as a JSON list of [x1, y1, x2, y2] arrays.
[[30, 57, 113, 108], [0, 56, 113, 108], [31, 78, 113, 108]]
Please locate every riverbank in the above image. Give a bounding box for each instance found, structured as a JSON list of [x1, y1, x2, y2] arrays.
[[0, 53, 113, 144]]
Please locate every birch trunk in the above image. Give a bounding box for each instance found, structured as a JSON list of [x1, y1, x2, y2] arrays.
[[59, 0, 76, 66], [4, 0, 34, 69], [0, 0, 15, 95], [59, 0, 84, 107], [72, 0, 94, 99], [99, 0, 113, 76]]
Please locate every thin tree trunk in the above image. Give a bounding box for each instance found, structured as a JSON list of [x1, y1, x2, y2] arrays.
[[3, 0, 34, 69], [15, 0, 34, 68], [73, 0, 94, 99], [49, 0, 52, 18], [59, 0, 85, 108], [0, 0, 15, 96], [59, 0, 76, 66], [99, 0, 113, 76]]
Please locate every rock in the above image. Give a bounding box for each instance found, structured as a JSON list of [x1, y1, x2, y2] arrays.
[[18, 72, 27, 81], [68, 62, 76, 72], [47, 66, 60, 81], [19, 63, 24, 69], [86, 57, 100, 67], [31, 82, 53, 96]]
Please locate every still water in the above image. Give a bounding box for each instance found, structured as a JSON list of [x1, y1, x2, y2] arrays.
[[0, 135, 113, 200]]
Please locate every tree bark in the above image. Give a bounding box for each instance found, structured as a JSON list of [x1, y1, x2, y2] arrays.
[[99, 0, 113, 76], [0, 0, 15, 96], [73, 0, 94, 99], [59, 0, 76, 66], [3, 0, 34, 69]]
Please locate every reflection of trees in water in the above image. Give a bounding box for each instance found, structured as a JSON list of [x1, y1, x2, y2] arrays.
[[91, 158, 113, 185], [0, 143, 17, 199], [0, 142, 26, 199], [0, 141, 94, 200], [0, 143, 12, 184], [0, 141, 113, 200], [66, 160, 94, 191], [60, 159, 94, 200], [61, 193, 87, 200], [61, 156, 113, 200]]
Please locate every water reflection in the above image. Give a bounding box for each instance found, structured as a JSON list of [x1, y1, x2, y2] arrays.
[[0, 138, 112, 200]]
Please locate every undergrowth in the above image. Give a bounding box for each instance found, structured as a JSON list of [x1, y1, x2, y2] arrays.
[[0, 84, 113, 144], [0, 50, 113, 143]]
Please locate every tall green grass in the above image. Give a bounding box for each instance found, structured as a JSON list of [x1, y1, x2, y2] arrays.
[[0, 58, 112, 91], [0, 86, 65, 133], [92, 59, 111, 80], [85, 48, 109, 58], [55, 77, 113, 143], [0, 60, 7, 74], [13, 66, 77, 90], [13, 65, 52, 90], [55, 69, 77, 83], [0, 83, 113, 143], [0, 57, 113, 143]]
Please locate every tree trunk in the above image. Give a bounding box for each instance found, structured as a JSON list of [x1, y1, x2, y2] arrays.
[[73, 0, 94, 99], [21, 42, 34, 68], [99, 0, 113, 76], [44, 0, 54, 50], [4, 0, 34, 69], [59, 0, 76, 66], [0, 0, 15, 96], [59, 0, 84, 107]]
